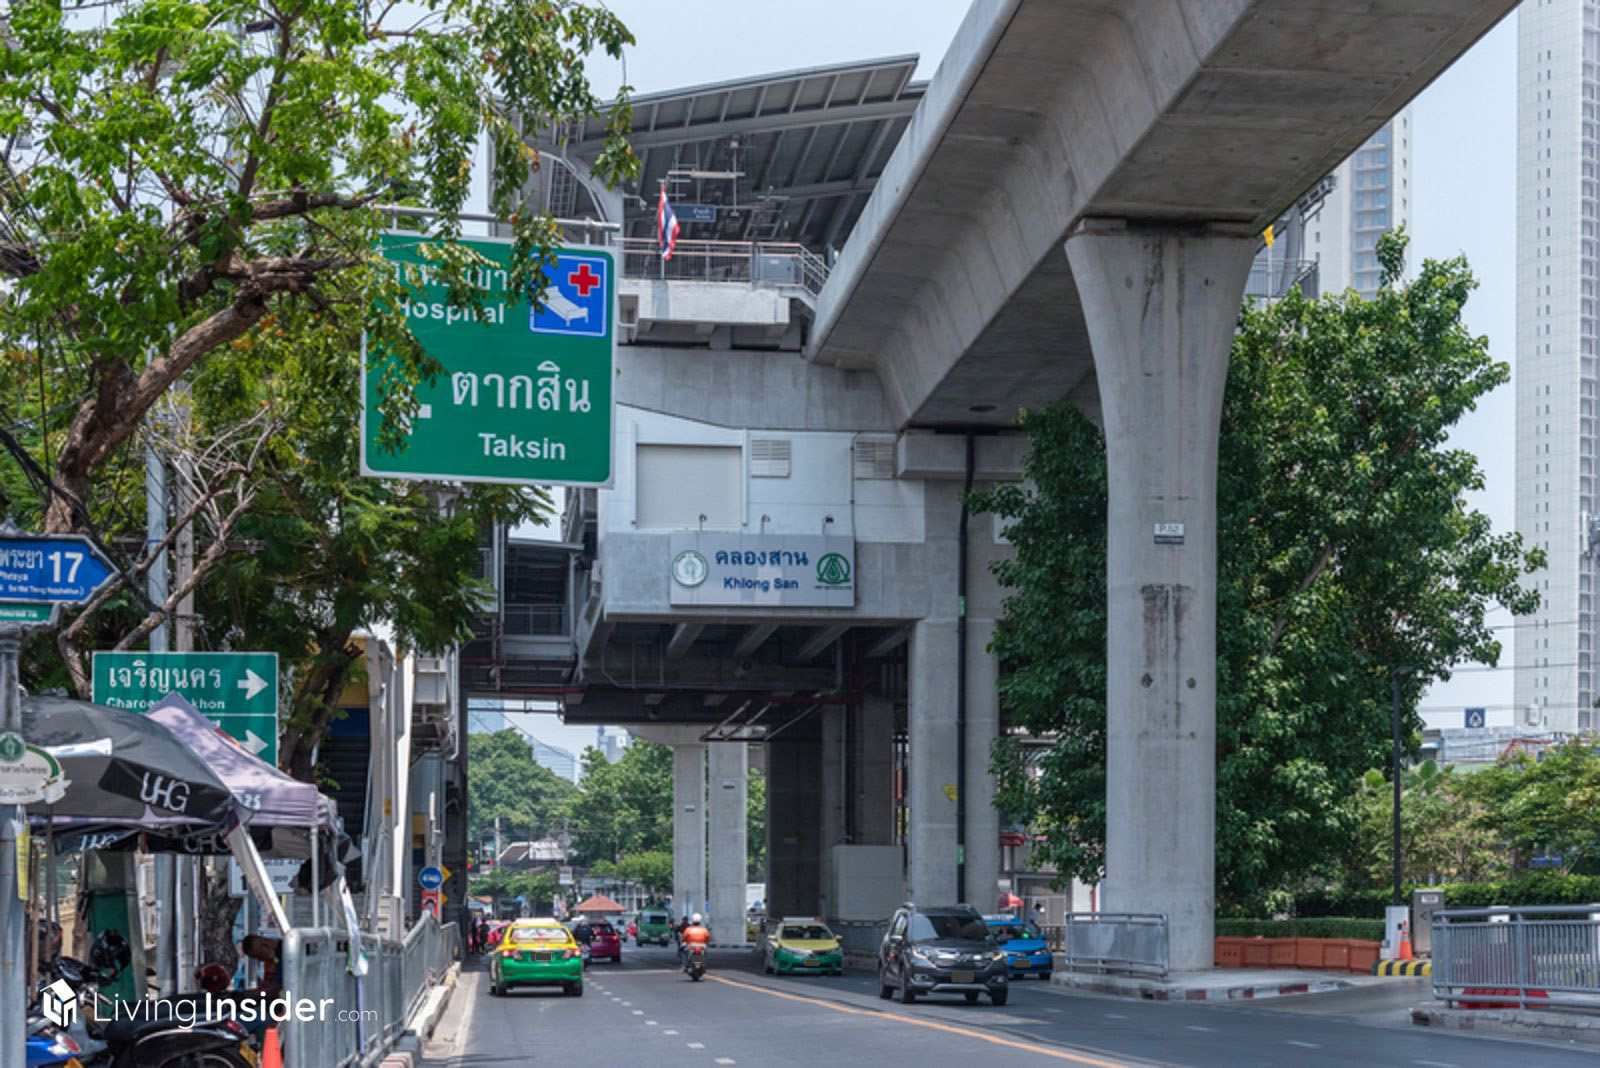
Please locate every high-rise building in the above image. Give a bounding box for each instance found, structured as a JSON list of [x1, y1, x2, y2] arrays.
[[1250, 112, 1413, 303], [1516, 0, 1596, 733]]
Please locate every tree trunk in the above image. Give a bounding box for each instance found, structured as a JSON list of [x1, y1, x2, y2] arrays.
[[199, 865, 242, 975]]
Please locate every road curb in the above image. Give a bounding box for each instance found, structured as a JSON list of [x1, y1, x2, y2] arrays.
[[1411, 1004, 1600, 1045], [1050, 972, 1352, 1002]]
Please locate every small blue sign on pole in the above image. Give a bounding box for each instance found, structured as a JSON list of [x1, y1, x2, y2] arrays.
[[674, 203, 717, 224], [0, 530, 116, 605], [418, 865, 444, 891], [1464, 707, 1486, 729]]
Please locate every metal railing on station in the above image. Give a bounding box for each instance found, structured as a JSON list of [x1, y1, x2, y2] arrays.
[[1059, 913, 1169, 979], [1432, 905, 1600, 1012], [617, 237, 830, 301], [282, 915, 458, 1068]]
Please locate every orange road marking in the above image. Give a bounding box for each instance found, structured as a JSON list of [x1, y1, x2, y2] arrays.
[[707, 974, 1138, 1067]]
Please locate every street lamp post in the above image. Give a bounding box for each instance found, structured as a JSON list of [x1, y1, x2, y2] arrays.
[[1391, 669, 1413, 908]]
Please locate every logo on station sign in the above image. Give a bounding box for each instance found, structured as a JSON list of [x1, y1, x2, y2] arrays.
[[815, 553, 851, 586], [671, 550, 709, 588], [0, 732, 65, 804]]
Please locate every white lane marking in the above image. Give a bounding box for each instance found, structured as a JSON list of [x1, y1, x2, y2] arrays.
[[715, 1060, 736, 1065], [632, 1010, 644, 1015], [664, 1029, 679, 1035], [1288, 1041, 1320, 1049], [1414, 1062, 1459, 1068], [1104, 1013, 1127, 1020], [1185, 1025, 1215, 1033], [646, 1020, 658, 1025], [621, 1001, 632, 1006], [688, 1042, 705, 1049]]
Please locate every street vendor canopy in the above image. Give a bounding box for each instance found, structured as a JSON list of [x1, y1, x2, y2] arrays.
[[21, 694, 234, 822], [574, 893, 625, 913]]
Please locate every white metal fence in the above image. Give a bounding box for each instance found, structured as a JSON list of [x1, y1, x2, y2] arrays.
[[617, 237, 829, 300], [1060, 913, 1168, 979], [282, 916, 458, 1068], [1432, 905, 1600, 1012]]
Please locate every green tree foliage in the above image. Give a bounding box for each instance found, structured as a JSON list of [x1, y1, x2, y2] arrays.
[[1336, 762, 1508, 889], [0, 0, 634, 695], [1470, 742, 1600, 874], [747, 765, 766, 880], [564, 740, 673, 866], [590, 850, 673, 893], [467, 729, 579, 848], [976, 234, 1543, 908], [470, 868, 559, 913]]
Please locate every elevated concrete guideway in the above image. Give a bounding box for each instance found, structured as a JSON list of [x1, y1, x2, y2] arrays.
[[804, 0, 1515, 973], [809, 0, 1517, 427]]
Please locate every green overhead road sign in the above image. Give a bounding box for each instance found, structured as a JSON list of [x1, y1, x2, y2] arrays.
[[362, 234, 616, 487], [92, 651, 279, 765]]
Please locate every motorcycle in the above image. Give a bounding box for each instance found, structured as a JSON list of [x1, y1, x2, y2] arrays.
[[35, 933, 255, 1068], [26, 1015, 83, 1068], [683, 944, 707, 982]]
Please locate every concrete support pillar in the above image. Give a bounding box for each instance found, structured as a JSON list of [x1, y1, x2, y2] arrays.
[[672, 744, 706, 922], [964, 617, 1001, 910], [852, 698, 895, 846], [1064, 219, 1256, 971], [818, 708, 846, 918], [707, 742, 748, 942], [765, 738, 821, 917], [908, 617, 958, 905]]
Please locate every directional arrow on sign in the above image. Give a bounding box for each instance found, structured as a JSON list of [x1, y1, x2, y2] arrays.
[[244, 730, 269, 756], [238, 669, 268, 700]]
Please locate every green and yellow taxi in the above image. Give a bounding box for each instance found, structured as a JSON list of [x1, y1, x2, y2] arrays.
[[762, 917, 844, 976], [489, 919, 584, 997]]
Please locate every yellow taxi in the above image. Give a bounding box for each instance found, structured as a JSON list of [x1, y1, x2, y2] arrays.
[[489, 919, 585, 997]]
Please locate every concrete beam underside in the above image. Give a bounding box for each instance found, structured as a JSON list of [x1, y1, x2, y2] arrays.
[[1065, 220, 1256, 972]]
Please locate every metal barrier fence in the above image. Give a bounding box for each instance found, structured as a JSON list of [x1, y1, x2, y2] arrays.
[[1060, 913, 1169, 979], [1432, 905, 1600, 1012], [282, 915, 457, 1068], [831, 920, 887, 962], [617, 237, 829, 299]]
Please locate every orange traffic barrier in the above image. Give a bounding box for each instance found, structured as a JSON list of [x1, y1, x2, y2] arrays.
[[261, 1026, 283, 1068]]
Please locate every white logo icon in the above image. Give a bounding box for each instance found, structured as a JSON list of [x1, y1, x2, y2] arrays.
[[671, 550, 709, 588], [42, 978, 78, 1028]]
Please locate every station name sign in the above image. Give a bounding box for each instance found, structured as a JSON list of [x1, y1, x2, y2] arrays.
[[668, 533, 855, 608]]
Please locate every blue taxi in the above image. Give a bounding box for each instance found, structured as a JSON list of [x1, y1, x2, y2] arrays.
[[981, 914, 1053, 979]]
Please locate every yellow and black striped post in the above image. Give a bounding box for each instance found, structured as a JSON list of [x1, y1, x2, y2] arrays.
[[1374, 959, 1431, 976]]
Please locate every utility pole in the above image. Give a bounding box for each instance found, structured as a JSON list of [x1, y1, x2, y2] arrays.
[[173, 418, 198, 984], [147, 430, 176, 997], [1391, 670, 1410, 907], [1, 621, 25, 1061]]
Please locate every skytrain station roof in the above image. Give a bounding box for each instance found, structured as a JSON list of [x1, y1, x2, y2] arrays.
[[557, 55, 926, 252]]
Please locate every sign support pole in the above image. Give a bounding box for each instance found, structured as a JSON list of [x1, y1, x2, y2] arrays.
[[0, 624, 26, 1068]]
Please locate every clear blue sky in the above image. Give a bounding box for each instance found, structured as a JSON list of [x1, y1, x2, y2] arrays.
[[584, 2, 1522, 728]]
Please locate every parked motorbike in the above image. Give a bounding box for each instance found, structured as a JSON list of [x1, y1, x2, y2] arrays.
[[35, 933, 254, 1068], [683, 943, 707, 982], [26, 1015, 83, 1068]]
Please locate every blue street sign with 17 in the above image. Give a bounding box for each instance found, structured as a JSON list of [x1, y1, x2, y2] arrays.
[[0, 532, 115, 604]]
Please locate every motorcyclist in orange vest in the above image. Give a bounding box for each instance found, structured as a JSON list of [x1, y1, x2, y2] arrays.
[[680, 913, 711, 969]]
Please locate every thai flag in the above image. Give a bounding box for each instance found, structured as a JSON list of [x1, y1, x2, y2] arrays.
[[657, 186, 680, 262]]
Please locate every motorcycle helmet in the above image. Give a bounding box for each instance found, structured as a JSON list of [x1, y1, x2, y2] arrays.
[[89, 929, 130, 982]]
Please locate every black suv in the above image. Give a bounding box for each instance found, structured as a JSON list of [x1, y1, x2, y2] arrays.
[[877, 903, 1009, 1005]]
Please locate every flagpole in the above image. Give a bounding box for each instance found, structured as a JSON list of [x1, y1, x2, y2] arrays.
[[658, 180, 667, 281]]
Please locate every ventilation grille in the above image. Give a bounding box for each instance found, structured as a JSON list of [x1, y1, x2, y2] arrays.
[[853, 438, 895, 480], [750, 437, 792, 478]]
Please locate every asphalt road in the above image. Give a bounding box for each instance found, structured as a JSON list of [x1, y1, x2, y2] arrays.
[[422, 943, 1596, 1067]]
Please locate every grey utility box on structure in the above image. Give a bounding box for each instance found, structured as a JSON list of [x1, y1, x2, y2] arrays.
[[1413, 888, 1446, 957]]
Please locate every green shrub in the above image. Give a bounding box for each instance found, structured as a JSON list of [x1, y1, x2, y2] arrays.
[[1291, 875, 1600, 918], [1214, 917, 1384, 941]]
